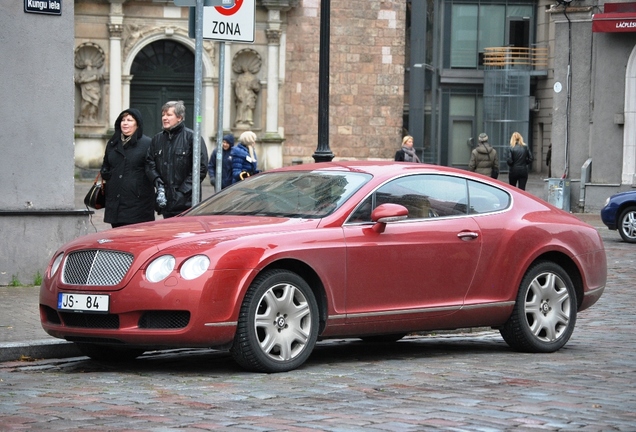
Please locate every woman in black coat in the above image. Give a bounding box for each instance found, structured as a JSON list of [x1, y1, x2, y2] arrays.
[[100, 108, 155, 228], [505, 131, 534, 191]]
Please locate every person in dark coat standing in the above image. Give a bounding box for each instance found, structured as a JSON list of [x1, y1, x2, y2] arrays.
[[208, 134, 234, 192], [468, 132, 499, 177], [100, 108, 155, 228], [506, 131, 533, 190], [145, 100, 209, 218]]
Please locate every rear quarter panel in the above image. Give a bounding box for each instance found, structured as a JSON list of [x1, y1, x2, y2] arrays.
[[466, 197, 606, 312]]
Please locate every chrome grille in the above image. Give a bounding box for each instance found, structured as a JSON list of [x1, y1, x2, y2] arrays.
[[63, 250, 134, 286]]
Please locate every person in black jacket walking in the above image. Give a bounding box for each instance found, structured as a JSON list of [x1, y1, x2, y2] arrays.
[[208, 134, 234, 192], [145, 101, 209, 218], [506, 131, 533, 190], [100, 108, 155, 228]]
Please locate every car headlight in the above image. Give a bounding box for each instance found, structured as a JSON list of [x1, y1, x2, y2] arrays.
[[50, 253, 64, 277], [146, 255, 176, 283], [604, 197, 610, 207], [180, 255, 210, 280]]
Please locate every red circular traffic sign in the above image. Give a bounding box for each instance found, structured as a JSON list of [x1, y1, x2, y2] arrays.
[[215, 0, 243, 16]]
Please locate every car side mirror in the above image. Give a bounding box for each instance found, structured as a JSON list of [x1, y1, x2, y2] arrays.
[[370, 203, 408, 233]]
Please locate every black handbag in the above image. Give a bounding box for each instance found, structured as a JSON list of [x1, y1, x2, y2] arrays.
[[491, 166, 499, 179], [490, 150, 499, 179], [84, 172, 106, 210]]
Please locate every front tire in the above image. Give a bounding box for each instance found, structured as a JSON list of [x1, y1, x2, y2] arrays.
[[618, 206, 636, 243], [230, 269, 319, 373], [500, 261, 577, 353]]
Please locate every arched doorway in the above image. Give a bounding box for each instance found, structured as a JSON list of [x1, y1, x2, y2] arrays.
[[130, 40, 195, 136]]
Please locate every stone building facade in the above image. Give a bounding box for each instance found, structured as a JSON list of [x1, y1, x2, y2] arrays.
[[549, 0, 636, 211], [73, 0, 406, 173]]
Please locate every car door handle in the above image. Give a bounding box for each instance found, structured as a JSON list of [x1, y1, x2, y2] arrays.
[[457, 231, 479, 241]]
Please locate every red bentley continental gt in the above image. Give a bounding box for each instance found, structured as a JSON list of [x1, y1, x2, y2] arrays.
[[40, 162, 606, 372]]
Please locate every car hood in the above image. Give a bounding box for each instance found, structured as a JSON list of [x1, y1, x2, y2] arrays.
[[609, 190, 636, 202], [60, 216, 322, 256]]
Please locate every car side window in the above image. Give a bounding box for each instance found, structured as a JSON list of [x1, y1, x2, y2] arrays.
[[414, 175, 468, 217], [348, 174, 470, 222], [467, 180, 511, 214]]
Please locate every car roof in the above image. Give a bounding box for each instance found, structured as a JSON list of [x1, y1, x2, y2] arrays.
[[269, 161, 469, 179]]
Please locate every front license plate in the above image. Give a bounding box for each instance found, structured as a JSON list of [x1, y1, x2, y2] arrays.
[[58, 293, 109, 313]]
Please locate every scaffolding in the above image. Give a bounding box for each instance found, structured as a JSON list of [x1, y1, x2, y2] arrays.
[[482, 47, 547, 171]]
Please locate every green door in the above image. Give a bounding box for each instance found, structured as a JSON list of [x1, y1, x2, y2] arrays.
[[130, 40, 195, 137]]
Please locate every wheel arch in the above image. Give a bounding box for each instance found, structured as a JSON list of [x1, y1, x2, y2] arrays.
[[616, 202, 636, 221], [259, 259, 329, 334], [530, 251, 583, 309]]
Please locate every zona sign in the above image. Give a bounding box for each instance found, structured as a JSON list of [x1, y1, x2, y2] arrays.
[[201, 0, 254, 42]]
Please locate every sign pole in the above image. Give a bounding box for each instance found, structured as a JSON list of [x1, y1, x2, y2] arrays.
[[192, 0, 204, 206], [215, 42, 225, 191]]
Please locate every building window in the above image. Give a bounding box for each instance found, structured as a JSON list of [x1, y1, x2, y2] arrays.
[[451, 5, 479, 68], [448, 2, 533, 69]]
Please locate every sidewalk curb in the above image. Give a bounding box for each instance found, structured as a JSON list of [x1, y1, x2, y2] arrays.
[[0, 340, 81, 362]]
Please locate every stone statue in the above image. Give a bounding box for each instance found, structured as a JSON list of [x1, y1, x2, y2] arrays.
[[75, 61, 102, 124], [232, 49, 262, 128], [234, 66, 261, 127], [74, 43, 105, 124]]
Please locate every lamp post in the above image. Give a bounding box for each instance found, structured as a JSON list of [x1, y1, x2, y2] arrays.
[[312, 0, 334, 162]]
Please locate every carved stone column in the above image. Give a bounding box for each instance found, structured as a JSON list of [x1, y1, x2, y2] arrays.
[[265, 26, 282, 139], [122, 75, 132, 110], [259, 1, 298, 169], [108, 1, 125, 127]]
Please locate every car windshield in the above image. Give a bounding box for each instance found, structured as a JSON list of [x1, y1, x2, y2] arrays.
[[187, 170, 371, 218]]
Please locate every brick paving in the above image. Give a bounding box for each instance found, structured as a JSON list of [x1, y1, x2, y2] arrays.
[[1, 174, 635, 430]]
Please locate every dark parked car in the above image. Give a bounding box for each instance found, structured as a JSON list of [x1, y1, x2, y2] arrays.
[[40, 162, 607, 373], [601, 190, 636, 242]]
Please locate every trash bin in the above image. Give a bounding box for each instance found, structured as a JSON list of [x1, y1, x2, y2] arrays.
[[547, 178, 571, 211]]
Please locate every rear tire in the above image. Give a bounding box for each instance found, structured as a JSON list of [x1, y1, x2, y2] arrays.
[[500, 261, 577, 353], [618, 206, 636, 243], [230, 269, 319, 373]]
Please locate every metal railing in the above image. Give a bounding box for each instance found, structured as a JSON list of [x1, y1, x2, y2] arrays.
[[483, 46, 548, 69]]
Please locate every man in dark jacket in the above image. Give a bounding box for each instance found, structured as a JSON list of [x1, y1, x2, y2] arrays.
[[145, 100, 208, 218], [208, 134, 234, 192], [100, 108, 155, 227]]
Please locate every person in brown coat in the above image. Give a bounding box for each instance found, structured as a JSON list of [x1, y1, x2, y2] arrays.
[[468, 133, 499, 178]]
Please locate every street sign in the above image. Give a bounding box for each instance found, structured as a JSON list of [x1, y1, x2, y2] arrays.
[[24, 0, 62, 15], [174, 0, 233, 6], [190, 0, 255, 43]]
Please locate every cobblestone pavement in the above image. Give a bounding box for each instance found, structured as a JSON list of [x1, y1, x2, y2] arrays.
[[1, 176, 635, 430]]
